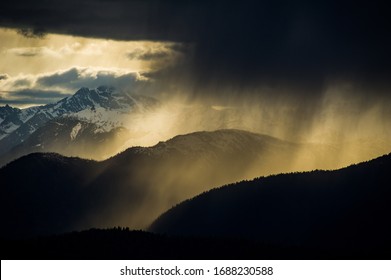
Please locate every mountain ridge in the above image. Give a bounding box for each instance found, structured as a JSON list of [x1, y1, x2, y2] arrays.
[[149, 152, 391, 251], [0, 86, 159, 165], [2, 151, 390, 259], [0, 129, 321, 238]]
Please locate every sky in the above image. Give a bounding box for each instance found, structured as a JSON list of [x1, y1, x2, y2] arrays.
[[0, 28, 183, 107], [0, 0, 390, 144], [0, 0, 389, 99]]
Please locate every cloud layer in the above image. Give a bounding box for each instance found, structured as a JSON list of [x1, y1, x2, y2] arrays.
[[0, 1, 390, 145], [0, 67, 150, 106], [0, 28, 185, 107], [0, 28, 184, 76], [1, 0, 390, 95]]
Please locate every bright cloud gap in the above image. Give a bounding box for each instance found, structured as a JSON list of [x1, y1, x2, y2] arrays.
[[0, 27, 187, 107]]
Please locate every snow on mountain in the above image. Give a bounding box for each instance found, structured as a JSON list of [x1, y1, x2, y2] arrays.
[[70, 122, 82, 141], [68, 106, 130, 133], [0, 86, 159, 157], [0, 105, 18, 124]]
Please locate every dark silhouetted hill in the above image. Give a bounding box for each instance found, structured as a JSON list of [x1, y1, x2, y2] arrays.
[[150, 153, 391, 254], [0, 129, 314, 238], [2, 227, 387, 260], [0, 153, 103, 237]]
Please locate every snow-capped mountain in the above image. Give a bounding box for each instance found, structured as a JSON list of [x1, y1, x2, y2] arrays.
[[0, 86, 159, 164], [0, 104, 39, 140]]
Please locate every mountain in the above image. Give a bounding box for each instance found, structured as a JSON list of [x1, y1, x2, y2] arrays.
[[0, 104, 20, 138], [149, 153, 391, 253], [0, 104, 39, 141], [2, 153, 390, 259], [0, 129, 327, 238], [1, 117, 131, 165], [0, 86, 159, 165], [2, 86, 390, 169]]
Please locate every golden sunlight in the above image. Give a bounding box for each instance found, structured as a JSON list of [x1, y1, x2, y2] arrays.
[[0, 27, 180, 76]]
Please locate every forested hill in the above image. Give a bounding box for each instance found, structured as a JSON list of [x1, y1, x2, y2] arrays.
[[150, 153, 391, 253]]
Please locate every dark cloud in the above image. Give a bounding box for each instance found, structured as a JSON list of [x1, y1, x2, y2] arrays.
[[36, 67, 146, 92], [0, 74, 9, 80], [0, 98, 54, 106], [1, 0, 391, 97], [127, 49, 170, 61], [16, 27, 46, 38], [8, 47, 45, 57], [12, 89, 70, 99], [12, 78, 33, 87], [0, 89, 71, 106], [37, 68, 80, 87]]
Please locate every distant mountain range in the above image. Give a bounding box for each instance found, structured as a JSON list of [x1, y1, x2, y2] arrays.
[[1, 129, 332, 238], [150, 153, 391, 253], [0, 86, 159, 165], [1, 85, 391, 259], [2, 86, 390, 169]]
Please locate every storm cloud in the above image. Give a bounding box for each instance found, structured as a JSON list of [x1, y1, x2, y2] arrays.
[[0, 89, 70, 106], [1, 0, 390, 146], [127, 48, 171, 61], [1, 0, 390, 97]]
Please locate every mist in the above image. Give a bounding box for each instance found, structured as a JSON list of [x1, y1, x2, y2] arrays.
[[77, 81, 391, 230], [115, 78, 391, 166], [1, 0, 390, 171], [4, 78, 389, 233], [105, 81, 391, 229]]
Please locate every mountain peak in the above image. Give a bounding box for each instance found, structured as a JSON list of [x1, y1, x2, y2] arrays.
[[62, 85, 124, 112], [74, 87, 90, 95], [0, 104, 16, 111], [0, 104, 21, 119], [73, 85, 115, 96]]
